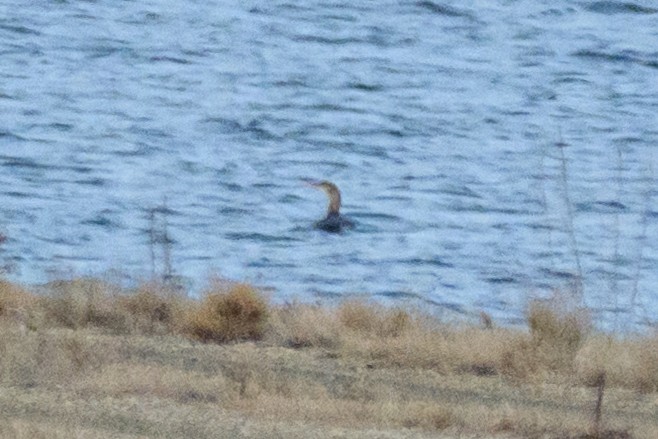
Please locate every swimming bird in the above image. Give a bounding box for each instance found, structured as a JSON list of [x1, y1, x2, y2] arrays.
[[304, 179, 354, 233]]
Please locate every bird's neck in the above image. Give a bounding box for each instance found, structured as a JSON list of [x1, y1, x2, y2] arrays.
[[327, 191, 341, 216]]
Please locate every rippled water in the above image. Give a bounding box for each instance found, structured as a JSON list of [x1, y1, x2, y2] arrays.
[[1, 0, 657, 329]]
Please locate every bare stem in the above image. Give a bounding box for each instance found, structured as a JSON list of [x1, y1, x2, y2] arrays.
[[557, 140, 583, 301], [148, 209, 156, 280], [630, 157, 653, 322]]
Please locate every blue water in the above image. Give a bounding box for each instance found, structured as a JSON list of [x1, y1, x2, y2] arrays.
[[1, 0, 657, 330]]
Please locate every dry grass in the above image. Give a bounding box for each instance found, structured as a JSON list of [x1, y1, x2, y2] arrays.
[[0, 279, 39, 332], [77, 362, 230, 404], [338, 300, 411, 337], [0, 419, 147, 439], [0, 329, 119, 388], [527, 298, 589, 373], [118, 283, 186, 335], [267, 302, 342, 349], [184, 282, 268, 343], [0, 279, 34, 314], [575, 333, 658, 393], [37, 279, 184, 335], [40, 278, 128, 332], [0, 278, 656, 438]]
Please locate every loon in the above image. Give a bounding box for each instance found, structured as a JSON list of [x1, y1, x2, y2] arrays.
[[305, 180, 354, 233]]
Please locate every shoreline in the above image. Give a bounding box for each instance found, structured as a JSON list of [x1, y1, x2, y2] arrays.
[[0, 277, 656, 438]]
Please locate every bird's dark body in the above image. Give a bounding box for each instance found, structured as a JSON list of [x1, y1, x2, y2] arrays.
[[315, 212, 354, 233]]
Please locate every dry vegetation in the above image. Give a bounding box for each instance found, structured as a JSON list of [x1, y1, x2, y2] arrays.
[[0, 278, 656, 438]]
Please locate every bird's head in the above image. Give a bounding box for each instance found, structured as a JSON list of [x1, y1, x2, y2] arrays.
[[303, 179, 342, 215]]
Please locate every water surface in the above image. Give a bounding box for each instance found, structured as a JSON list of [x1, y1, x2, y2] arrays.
[[1, 0, 657, 329]]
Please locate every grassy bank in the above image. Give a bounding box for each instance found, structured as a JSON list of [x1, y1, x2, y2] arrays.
[[0, 278, 656, 438]]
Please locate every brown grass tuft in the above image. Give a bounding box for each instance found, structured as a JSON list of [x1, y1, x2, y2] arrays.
[[267, 303, 341, 349], [498, 334, 537, 379], [527, 298, 589, 372], [0, 280, 39, 332], [118, 283, 185, 335], [338, 300, 411, 337], [574, 332, 658, 393], [40, 278, 129, 332], [0, 280, 34, 316], [632, 334, 658, 394], [184, 283, 268, 343]]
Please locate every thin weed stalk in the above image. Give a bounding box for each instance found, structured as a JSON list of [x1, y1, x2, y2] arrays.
[[556, 138, 583, 302], [161, 200, 173, 282], [610, 145, 622, 332], [630, 156, 653, 326], [147, 197, 175, 285], [148, 209, 156, 280], [538, 140, 556, 267]]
